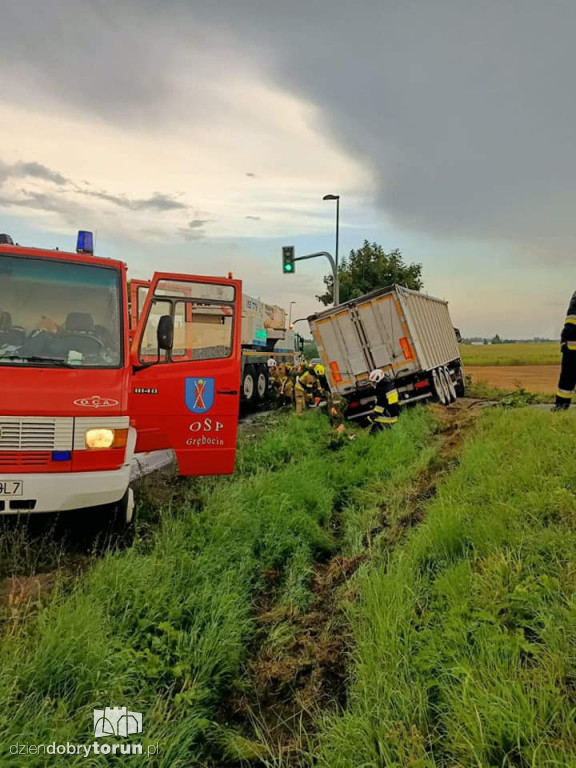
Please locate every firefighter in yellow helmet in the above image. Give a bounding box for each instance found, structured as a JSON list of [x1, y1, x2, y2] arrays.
[[313, 363, 328, 391], [367, 368, 399, 431], [294, 365, 317, 414]]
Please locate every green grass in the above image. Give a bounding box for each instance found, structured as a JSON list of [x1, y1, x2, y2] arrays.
[[461, 342, 560, 367], [0, 407, 437, 767], [315, 408, 576, 768]]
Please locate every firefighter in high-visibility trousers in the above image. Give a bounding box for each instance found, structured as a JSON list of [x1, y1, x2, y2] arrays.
[[276, 362, 294, 407], [294, 367, 317, 414], [554, 290, 576, 410], [367, 368, 399, 431]]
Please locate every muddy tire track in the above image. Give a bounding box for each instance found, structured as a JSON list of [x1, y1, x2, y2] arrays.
[[226, 399, 484, 765]]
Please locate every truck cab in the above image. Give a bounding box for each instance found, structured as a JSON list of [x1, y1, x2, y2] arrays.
[[0, 232, 242, 523]]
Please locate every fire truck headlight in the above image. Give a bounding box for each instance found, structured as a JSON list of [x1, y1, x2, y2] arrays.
[[85, 428, 128, 450]]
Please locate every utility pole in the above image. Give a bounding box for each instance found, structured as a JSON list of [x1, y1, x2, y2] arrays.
[[323, 194, 340, 305]]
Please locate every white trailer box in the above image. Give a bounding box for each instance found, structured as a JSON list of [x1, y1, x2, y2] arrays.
[[308, 284, 463, 406]]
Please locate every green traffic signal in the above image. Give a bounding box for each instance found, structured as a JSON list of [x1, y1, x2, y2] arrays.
[[282, 245, 295, 274]]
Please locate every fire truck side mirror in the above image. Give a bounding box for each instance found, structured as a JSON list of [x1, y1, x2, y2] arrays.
[[157, 315, 174, 351]]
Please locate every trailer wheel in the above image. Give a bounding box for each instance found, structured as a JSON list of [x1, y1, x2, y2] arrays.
[[454, 365, 466, 398], [442, 366, 457, 402], [256, 365, 269, 400], [432, 368, 449, 406], [242, 366, 256, 403]]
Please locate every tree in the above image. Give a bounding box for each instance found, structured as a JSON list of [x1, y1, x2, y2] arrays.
[[316, 240, 423, 306], [491, 334, 502, 344]]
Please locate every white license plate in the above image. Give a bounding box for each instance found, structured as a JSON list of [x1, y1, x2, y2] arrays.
[[0, 480, 23, 496]]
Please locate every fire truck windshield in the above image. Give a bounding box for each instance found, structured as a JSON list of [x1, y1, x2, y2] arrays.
[[0, 254, 122, 368]]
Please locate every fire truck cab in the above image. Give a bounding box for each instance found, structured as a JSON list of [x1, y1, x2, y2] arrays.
[[0, 231, 242, 526]]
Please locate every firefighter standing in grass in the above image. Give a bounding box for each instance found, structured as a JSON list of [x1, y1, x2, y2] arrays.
[[554, 290, 576, 411], [367, 368, 400, 431]]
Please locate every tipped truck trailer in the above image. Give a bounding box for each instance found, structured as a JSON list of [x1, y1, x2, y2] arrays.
[[308, 284, 464, 419], [0, 231, 243, 527], [131, 284, 296, 405]]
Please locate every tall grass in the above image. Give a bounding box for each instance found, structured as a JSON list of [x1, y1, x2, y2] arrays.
[[316, 408, 576, 767], [461, 342, 560, 367], [0, 407, 436, 766]]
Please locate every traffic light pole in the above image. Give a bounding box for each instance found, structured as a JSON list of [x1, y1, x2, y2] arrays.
[[293, 251, 339, 306]]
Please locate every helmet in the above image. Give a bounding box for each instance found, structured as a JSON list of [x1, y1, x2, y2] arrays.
[[314, 364, 325, 377], [267, 358, 277, 369], [369, 368, 385, 384]]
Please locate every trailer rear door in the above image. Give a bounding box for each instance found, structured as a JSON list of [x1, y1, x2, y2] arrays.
[[311, 310, 368, 392], [129, 273, 242, 476], [355, 292, 419, 377]]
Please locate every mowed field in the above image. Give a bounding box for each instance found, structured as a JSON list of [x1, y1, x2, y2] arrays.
[[462, 342, 560, 394]]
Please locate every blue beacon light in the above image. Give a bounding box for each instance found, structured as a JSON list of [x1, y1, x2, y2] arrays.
[[76, 230, 94, 254]]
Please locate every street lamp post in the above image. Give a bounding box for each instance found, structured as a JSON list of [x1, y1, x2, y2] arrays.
[[288, 301, 296, 326], [323, 194, 340, 305]]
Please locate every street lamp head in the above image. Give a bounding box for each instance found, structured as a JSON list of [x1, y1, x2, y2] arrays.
[[323, 194, 339, 200]]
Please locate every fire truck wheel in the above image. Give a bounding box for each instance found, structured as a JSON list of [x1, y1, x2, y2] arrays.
[[242, 366, 256, 403], [97, 489, 135, 547], [442, 366, 457, 402], [256, 366, 269, 400], [431, 368, 449, 406]]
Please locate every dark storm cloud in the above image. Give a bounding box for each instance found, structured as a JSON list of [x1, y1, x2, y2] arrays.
[[188, 0, 576, 247], [0, 1, 180, 118], [4, 1, 576, 249]]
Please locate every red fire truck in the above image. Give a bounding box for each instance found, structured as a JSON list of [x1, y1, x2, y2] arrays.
[[0, 231, 242, 528]]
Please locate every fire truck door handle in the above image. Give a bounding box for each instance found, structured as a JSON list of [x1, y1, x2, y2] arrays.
[[217, 390, 238, 395]]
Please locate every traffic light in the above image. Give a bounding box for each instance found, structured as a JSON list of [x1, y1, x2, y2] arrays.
[[282, 245, 295, 274]]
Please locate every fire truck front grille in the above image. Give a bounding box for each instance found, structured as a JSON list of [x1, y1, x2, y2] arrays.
[[0, 451, 54, 468], [0, 418, 73, 451]]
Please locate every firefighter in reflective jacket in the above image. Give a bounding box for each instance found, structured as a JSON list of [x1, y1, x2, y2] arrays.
[[367, 368, 399, 430], [294, 367, 317, 414], [554, 290, 576, 410], [276, 362, 294, 406]]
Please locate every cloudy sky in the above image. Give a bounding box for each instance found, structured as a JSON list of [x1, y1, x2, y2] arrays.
[[1, 0, 574, 337]]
